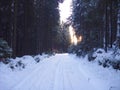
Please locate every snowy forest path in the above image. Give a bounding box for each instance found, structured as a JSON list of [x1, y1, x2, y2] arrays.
[[12, 54, 96, 90]]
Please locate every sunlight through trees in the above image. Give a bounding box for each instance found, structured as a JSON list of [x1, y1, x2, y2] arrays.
[[69, 26, 82, 45]]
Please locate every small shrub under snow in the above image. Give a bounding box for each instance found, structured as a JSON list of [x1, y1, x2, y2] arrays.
[[83, 48, 120, 70]]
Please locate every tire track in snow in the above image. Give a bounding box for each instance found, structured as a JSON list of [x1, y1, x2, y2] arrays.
[[38, 57, 62, 90], [12, 57, 60, 90], [11, 54, 96, 90], [53, 58, 64, 90], [61, 54, 96, 90]]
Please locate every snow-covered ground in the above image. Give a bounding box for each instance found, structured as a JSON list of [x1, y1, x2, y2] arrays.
[[0, 53, 120, 90]]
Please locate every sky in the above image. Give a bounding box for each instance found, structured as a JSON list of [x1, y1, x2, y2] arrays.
[[59, 0, 72, 22]]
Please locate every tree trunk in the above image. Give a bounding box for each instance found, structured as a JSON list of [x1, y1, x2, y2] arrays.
[[105, 0, 109, 52], [117, 0, 120, 48], [109, 0, 113, 48], [13, 0, 17, 57]]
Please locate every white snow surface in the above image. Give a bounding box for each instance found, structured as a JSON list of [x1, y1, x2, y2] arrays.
[[0, 53, 120, 90]]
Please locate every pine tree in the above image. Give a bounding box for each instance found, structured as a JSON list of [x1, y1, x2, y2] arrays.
[[71, 0, 119, 54], [35, 0, 60, 53], [0, 0, 60, 56]]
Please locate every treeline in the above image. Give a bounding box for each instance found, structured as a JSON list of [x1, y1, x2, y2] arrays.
[[0, 0, 65, 57], [71, 0, 120, 54]]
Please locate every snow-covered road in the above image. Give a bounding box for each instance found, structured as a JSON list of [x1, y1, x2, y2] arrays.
[[0, 53, 120, 90], [12, 54, 95, 90]]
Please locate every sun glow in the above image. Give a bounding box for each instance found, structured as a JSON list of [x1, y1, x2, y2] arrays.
[[69, 26, 82, 45], [59, 0, 82, 45]]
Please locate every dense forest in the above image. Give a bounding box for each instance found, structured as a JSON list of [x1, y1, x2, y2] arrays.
[[0, 0, 67, 58], [0, 0, 120, 59], [70, 0, 120, 56]]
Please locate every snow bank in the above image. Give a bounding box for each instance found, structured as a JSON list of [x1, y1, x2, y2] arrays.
[[0, 54, 50, 90], [75, 54, 120, 90], [87, 48, 120, 70]]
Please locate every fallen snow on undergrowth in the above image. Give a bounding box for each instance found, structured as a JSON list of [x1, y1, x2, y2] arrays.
[[0, 54, 50, 90], [86, 48, 120, 70], [93, 48, 120, 62]]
